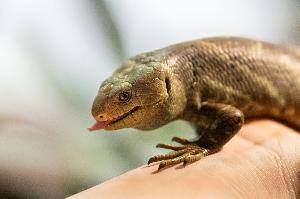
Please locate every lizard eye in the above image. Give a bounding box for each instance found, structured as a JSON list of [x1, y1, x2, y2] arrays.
[[118, 91, 131, 102]]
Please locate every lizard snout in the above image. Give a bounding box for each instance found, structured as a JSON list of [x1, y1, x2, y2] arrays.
[[95, 113, 109, 122], [91, 103, 109, 122]]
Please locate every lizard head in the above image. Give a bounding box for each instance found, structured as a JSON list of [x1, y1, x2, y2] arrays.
[[88, 53, 184, 131]]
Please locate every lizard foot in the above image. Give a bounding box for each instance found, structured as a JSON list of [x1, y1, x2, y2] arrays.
[[148, 136, 210, 170]]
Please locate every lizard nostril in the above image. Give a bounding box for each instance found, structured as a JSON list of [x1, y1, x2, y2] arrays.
[[97, 114, 107, 121]]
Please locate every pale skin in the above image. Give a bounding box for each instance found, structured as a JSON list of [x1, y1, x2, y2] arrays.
[[71, 120, 300, 198]]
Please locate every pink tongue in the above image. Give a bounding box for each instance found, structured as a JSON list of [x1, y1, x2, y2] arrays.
[[88, 121, 110, 131]]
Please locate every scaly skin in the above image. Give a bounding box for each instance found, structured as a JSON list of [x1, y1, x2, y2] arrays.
[[90, 37, 300, 170]]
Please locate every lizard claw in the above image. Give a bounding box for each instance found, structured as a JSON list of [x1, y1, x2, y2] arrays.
[[148, 138, 210, 170], [171, 136, 190, 145]]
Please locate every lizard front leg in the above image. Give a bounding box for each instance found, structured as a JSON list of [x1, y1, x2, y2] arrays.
[[148, 103, 244, 170]]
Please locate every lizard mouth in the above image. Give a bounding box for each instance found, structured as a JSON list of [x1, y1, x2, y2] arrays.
[[109, 106, 139, 125], [88, 107, 139, 131]]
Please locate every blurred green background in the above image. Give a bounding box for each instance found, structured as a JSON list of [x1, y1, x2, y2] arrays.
[[1, 0, 300, 198]]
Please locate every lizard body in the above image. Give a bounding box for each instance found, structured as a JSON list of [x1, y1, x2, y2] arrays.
[[89, 37, 300, 169]]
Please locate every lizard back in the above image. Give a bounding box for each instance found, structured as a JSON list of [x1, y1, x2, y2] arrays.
[[158, 37, 300, 130]]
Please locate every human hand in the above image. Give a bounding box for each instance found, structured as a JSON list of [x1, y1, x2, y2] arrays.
[[69, 120, 300, 199]]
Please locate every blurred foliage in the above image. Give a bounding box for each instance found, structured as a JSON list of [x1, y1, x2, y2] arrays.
[[91, 0, 125, 60], [2, 0, 300, 198]]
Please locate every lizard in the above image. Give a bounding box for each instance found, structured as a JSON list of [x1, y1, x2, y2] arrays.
[[88, 37, 300, 170]]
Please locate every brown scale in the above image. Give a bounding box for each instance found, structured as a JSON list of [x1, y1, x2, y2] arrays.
[[147, 37, 300, 170], [91, 37, 300, 170]]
